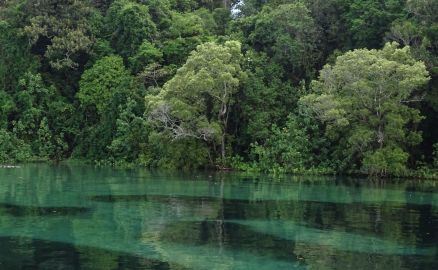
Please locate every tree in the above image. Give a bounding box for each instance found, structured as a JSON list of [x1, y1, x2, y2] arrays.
[[161, 11, 209, 65], [78, 55, 134, 115], [11, 72, 69, 160], [235, 51, 297, 149], [340, 0, 406, 49], [300, 43, 430, 175], [106, 0, 157, 58], [147, 41, 244, 162], [91, 0, 112, 12], [76, 55, 140, 160], [0, 129, 32, 163], [108, 98, 150, 164], [406, 0, 438, 23], [0, 20, 38, 92], [247, 3, 321, 81], [304, 0, 349, 56], [128, 40, 163, 74], [433, 143, 438, 169], [0, 90, 14, 128], [250, 115, 312, 174], [20, 0, 98, 70], [391, 0, 438, 166]]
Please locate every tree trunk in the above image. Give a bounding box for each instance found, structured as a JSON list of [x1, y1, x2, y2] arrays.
[[220, 133, 226, 160], [223, 0, 229, 9]]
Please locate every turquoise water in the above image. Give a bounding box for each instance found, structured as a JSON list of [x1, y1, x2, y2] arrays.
[[0, 165, 437, 269]]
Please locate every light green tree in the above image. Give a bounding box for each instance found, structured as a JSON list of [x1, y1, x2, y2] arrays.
[[300, 42, 430, 175], [146, 41, 244, 161]]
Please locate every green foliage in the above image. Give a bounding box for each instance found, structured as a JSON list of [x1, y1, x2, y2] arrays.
[[0, 129, 31, 163], [433, 143, 438, 169], [304, 0, 348, 53], [145, 0, 173, 30], [301, 43, 430, 175], [147, 41, 244, 163], [238, 51, 296, 145], [142, 131, 210, 169], [13, 73, 69, 160], [89, 39, 115, 63], [0, 20, 38, 92], [247, 2, 321, 80], [0, 0, 437, 178], [212, 8, 229, 35], [242, 110, 333, 175], [250, 116, 311, 173], [78, 55, 134, 114], [20, 0, 97, 70], [76, 55, 142, 161], [0, 90, 15, 128], [129, 41, 163, 74], [168, 0, 198, 12], [109, 98, 150, 164], [362, 146, 409, 176], [35, 117, 54, 159], [341, 0, 406, 48], [161, 11, 211, 65], [106, 0, 157, 58]]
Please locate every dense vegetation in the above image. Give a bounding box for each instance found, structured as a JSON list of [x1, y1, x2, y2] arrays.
[[1, 0, 437, 177]]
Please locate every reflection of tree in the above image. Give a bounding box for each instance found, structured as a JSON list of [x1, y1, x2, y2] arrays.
[[0, 166, 437, 269]]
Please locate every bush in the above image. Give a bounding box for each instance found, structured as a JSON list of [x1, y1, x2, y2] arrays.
[[250, 116, 311, 173], [362, 146, 408, 177], [0, 129, 32, 163]]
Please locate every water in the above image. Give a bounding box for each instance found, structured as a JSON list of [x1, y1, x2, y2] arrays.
[[0, 165, 437, 270]]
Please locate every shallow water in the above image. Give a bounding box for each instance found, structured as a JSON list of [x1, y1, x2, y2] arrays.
[[0, 165, 437, 270]]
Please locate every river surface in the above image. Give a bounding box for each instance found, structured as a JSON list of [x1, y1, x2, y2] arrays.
[[0, 164, 437, 269]]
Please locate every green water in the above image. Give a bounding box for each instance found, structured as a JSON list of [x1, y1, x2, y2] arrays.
[[0, 165, 437, 270]]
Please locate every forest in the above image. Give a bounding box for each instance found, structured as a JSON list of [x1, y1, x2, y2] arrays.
[[0, 0, 437, 177]]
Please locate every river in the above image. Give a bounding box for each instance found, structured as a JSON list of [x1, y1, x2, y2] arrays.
[[0, 164, 436, 269]]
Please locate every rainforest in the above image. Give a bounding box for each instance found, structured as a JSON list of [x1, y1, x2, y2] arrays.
[[1, 0, 438, 178]]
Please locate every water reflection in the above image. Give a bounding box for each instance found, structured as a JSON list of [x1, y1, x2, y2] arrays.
[[0, 165, 436, 269]]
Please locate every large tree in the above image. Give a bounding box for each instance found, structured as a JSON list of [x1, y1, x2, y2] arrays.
[[76, 55, 140, 159], [341, 0, 406, 49], [20, 0, 98, 70], [78, 55, 135, 115], [106, 0, 157, 58], [300, 42, 430, 175], [146, 41, 244, 162], [248, 3, 321, 81]]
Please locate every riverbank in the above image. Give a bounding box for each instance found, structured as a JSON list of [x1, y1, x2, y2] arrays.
[[4, 158, 434, 181]]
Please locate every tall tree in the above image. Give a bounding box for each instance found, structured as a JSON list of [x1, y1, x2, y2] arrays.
[[147, 41, 244, 162], [341, 0, 406, 49], [106, 0, 157, 58], [76, 55, 140, 159], [247, 2, 321, 81], [21, 0, 97, 70], [300, 43, 430, 175]]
